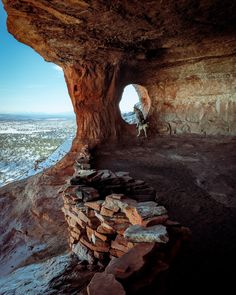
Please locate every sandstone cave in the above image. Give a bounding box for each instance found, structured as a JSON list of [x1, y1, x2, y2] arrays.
[[0, 1, 235, 295]]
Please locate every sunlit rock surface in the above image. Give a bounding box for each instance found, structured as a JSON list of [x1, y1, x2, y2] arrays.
[[3, 0, 236, 143], [0, 172, 69, 276]]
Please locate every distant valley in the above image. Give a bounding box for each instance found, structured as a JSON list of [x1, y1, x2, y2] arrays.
[[0, 114, 76, 186]]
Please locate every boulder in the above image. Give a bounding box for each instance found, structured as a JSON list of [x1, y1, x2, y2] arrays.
[[105, 243, 155, 279], [87, 273, 125, 295]]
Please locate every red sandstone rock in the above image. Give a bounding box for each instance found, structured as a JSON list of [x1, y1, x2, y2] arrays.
[[111, 240, 130, 254], [106, 194, 125, 200], [104, 195, 137, 213], [102, 201, 120, 213], [87, 209, 95, 218], [77, 211, 91, 224], [80, 236, 110, 253], [76, 217, 86, 229], [100, 206, 115, 217], [87, 273, 125, 295], [112, 223, 131, 235], [94, 231, 108, 242], [105, 243, 155, 279], [84, 200, 104, 211], [110, 213, 129, 224], [94, 211, 105, 223], [71, 226, 82, 235], [63, 186, 83, 201], [115, 235, 129, 246], [62, 208, 86, 228], [67, 216, 78, 227], [88, 217, 101, 230], [97, 224, 115, 235], [100, 221, 115, 232], [111, 234, 134, 254], [70, 229, 81, 241], [69, 236, 75, 246], [109, 248, 126, 258], [86, 226, 95, 243], [124, 203, 167, 225]]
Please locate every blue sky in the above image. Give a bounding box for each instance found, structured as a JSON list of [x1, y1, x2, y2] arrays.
[[0, 2, 138, 114], [119, 85, 139, 113]]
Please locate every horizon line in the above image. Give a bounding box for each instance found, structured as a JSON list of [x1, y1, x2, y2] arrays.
[[0, 111, 75, 115]]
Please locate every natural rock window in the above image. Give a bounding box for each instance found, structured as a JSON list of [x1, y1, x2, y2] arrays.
[[120, 84, 151, 124]]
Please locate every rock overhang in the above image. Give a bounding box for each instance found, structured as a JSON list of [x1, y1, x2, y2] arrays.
[[3, 0, 236, 142], [3, 0, 236, 68]]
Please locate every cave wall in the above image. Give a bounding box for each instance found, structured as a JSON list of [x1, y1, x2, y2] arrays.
[[147, 57, 236, 135], [131, 41, 236, 136]]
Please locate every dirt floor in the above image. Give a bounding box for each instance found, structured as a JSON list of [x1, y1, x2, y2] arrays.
[[94, 134, 236, 295]]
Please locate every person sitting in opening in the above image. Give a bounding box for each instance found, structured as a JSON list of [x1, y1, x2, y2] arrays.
[[133, 105, 148, 137]]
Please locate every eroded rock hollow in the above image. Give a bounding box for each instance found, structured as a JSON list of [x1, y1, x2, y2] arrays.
[[3, 0, 236, 150]]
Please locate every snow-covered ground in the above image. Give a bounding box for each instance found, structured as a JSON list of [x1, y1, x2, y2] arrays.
[[0, 254, 73, 294], [23, 137, 74, 178], [0, 111, 139, 187], [0, 117, 76, 187]]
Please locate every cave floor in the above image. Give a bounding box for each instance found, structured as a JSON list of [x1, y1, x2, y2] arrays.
[[94, 134, 236, 295]]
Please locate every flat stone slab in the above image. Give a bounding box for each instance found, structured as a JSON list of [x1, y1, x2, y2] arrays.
[[124, 224, 169, 243], [124, 202, 167, 225], [136, 202, 167, 218], [103, 194, 137, 213]]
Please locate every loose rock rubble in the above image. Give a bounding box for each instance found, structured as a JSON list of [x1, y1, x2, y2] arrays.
[[60, 148, 191, 293], [62, 169, 172, 264], [62, 168, 190, 262]]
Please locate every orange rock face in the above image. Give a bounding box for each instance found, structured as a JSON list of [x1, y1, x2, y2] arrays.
[[0, 1, 235, 289], [3, 0, 236, 150], [64, 64, 130, 148]]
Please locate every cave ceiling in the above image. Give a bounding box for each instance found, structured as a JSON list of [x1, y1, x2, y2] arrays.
[[3, 0, 236, 68]]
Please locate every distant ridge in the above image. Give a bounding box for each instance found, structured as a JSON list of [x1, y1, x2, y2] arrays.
[[0, 113, 76, 121]]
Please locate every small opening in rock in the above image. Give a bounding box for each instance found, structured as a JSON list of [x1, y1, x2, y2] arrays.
[[119, 84, 151, 124]]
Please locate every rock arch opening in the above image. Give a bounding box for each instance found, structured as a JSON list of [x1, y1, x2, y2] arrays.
[[120, 84, 151, 124]]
